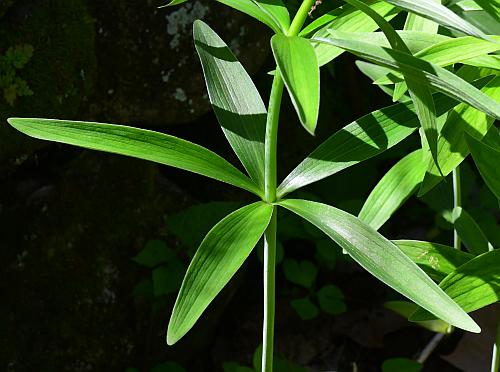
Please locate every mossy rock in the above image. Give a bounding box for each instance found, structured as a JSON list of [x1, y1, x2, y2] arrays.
[[0, 0, 96, 166], [83, 0, 270, 126]]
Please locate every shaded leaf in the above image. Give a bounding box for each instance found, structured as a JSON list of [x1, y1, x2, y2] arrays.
[[133, 240, 176, 268], [167, 202, 273, 344], [283, 259, 317, 289], [152, 259, 186, 296], [317, 285, 346, 315], [466, 133, 500, 201], [290, 297, 319, 320], [278, 199, 480, 333], [382, 358, 422, 372], [450, 207, 493, 255], [7, 118, 263, 197], [385, 300, 450, 333]]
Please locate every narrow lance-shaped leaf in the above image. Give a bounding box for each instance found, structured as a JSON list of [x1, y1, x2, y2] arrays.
[[314, 36, 500, 121], [411, 249, 500, 321], [7, 118, 263, 197], [385, 300, 451, 333], [419, 75, 500, 196], [393, 240, 474, 282], [167, 202, 274, 345], [216, 0, 289, 34], [278, 199, 480, 333], [277, 75, 492, 198], [305, 0, 399, 66], [359, 149, 427, 230], [193, 20, 266, 190], [450, 207, 493, 255], [466, 133, 500, 201], [342, 0, 440, 174], [403, 0, 439, 34], [271, 35, 320, 135], [381, 0, 486, 39]]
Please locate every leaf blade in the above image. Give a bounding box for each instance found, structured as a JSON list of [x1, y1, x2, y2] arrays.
[[7, 118, 262, 197], [193, 20, 266, 190], [167, 202, 274, 344], [271, 35, 320, 135], [278, 199, 480, 333], [359, 149, 427, 230]]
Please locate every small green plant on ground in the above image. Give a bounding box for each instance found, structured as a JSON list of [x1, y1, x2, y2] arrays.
[[7, 0, 500, 370], [0, 44, 34, 105]]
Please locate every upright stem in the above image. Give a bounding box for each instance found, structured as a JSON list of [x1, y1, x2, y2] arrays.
[[262, 210, 277, 371], [453, 165, 462, 250], [261, 2, 315, 371], [491, 319, 500, 372]]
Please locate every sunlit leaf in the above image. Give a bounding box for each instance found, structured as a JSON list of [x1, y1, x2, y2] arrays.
[[216, 0, 290, 34], [393, 240, 474, 282], [419, 75, 500, 195], [411, 249, 500, 321], [167, 202, 274, 344], [193, 20, 266, 189], [359, 149, 427, 230], [7, 118, 263, 197], [271, 35, 320, 135], [277, 76, 493, 198], [278, 199, 480, 333]]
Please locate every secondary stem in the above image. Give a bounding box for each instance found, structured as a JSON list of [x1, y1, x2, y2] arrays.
[[262, 2, 315, 371], [491, 319, 500, 372], [453, 165, 461, 250]]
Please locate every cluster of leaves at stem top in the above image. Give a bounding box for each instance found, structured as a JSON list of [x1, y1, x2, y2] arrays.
[[7, 0, 500, 367]]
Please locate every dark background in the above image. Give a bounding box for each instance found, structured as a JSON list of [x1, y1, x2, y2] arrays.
[[1, 1, 499, 371]]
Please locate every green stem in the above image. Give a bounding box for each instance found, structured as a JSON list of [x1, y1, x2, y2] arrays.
[[262, 3, 313, 370], [262, 210, 277, 372], [453, 165, 462, 250], [492, 318, 500, 372], [287, 0, 316, 36]]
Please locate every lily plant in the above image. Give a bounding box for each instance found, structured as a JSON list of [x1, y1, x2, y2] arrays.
[[7, 0, 500, 370]]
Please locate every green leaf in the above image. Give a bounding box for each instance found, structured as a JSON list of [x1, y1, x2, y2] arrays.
[[216, 0, 290, 34], [133, 239, 176, 268], [271, 35, 320, 135], [159, 0, 188, 7], [374, 35, 500, 85], [314, 36, 500, 122], [152, 260, 186, 296], [382, 358, 422, 372], [404, 1, 439, 34], [167, 202, 241, 252], [411, 249, 500, 321], [276, 80, 490, 198], [419, 75, 500, 195], [283, 259, 317, 289], [150, 362, 186, 372], [193, 21, 266, 190], [385, 300, 450, 333], [466, 133, 500, 201], [305, 0, 399, 66], [167, 202, 273, 345], [450, 207, 493, 255], [381, 0, 486, 38], [290, 297, 319, 320], [7, 118, 262, 197], [277, 199, 480, 333], [317, 285, 346, 315], [359, 149, 427, 230], [393, 240, 474, 282]]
